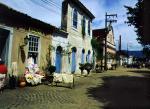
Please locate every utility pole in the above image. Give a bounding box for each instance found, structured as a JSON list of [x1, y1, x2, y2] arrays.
[[104, 12, 117, 70], [127, 42, 129, 64], [119, 35, 121, 52], [118, 35, 122, 65]]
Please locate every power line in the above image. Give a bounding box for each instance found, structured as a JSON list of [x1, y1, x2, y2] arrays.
[[42, 0, 61, 9], [40, 0, 61, 10], [30, 0, 61, 15]]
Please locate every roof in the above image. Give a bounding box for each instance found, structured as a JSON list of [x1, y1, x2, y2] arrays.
[[93, 24, 114, 39], [53, 29, 68, 38], [63, 0, 95, 19], [0, 3, 59, 34], [93, 28, 108, 39]]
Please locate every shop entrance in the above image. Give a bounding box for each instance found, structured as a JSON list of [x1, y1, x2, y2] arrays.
[[0, 28, 10, 65]]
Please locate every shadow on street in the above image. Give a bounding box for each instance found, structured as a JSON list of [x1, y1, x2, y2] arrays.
[[87, 70, 150, 109], [128, 70, 150, 77]]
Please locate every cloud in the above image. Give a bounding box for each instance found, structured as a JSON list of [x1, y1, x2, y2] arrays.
[[81, 0, 142, 51], [0, 0, 62, 27], [0, 0, 142, 51], [102, 0, 122, 9]]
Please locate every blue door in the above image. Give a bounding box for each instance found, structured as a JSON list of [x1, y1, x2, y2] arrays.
[[55, 51, 62, 73], [87, 50, 91, 63], [71, 51, 76, 73], [86, 53, 91, 63], [81, 52, 84, 64]]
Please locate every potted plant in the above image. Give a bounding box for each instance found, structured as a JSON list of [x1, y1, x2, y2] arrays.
[[9, 68, 17, 89], [46, 65, 56, 83], [44, 44, 56, 84], [84, 63, 93, 75], [79, 63, 85, 75], [18, 76, 26, 88]]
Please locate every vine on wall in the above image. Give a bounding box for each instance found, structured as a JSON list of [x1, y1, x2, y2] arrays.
[[91, 38, 103, 60]]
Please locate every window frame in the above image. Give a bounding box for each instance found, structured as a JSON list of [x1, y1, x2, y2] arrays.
[[88, 20, 91, 36], [82, 16, 86, 35], [27, 34, 40, 64], [72, 8, 78, 29]]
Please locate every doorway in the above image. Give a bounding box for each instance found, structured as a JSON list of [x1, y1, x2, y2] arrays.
[[71, 47, 77, 73], [55, 46, 62, 73], [0, 28, 10, 65]]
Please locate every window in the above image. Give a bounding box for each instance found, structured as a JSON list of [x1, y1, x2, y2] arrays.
[[81, 49, 85, 64], [86, 50, 91, 63], [82, 16, 86, 36], [28, 35, 39, 64], [72, 9, 78, 28], [88, 20, 91, 35]]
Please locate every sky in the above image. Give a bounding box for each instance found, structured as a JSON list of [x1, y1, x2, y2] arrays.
[[0, 0, 142, 51]]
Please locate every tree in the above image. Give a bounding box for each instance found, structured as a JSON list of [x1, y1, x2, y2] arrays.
[[143, 46, 150, 59], [125, 0, 150, 46], [91, 38, 103, 60]]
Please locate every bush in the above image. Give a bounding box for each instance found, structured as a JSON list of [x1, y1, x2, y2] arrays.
[[79, 63, 93, 75], [48, 65, 56, 75]]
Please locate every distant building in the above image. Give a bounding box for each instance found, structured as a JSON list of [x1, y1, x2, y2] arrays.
[[117, 50, 145, 65], [116, 50, 128, 66], [93, 24, 116, 68], [61, 0, 95, 73]]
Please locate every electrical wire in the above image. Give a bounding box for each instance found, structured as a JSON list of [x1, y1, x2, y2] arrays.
[[41, 0, 61, 9], [30, 0, 61, 15]]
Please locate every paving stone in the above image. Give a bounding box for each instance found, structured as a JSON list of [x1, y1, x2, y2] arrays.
[[1, 68, 147, 109]]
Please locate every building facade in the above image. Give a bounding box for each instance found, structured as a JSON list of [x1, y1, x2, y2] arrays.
[[0, 0, 95, 75], [51, 30, 69, 73], [0, 3, 57, 75], [93, 24, 116, 69], [61, 0, 95, 73]]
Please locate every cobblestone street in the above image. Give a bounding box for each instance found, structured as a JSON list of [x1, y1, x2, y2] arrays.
[[0, 73, 102, 109], [0, 68, 150, 109]]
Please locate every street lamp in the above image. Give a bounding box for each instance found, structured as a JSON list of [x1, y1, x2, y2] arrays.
[[20, 35, 29, 49], [24, 35, 29, 45]]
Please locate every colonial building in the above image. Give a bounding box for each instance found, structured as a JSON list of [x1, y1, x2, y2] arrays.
[[0, 0, 95, 75], [51, 29, 69, 73], [0, 3, 62, 75], [93, 24, 116, 69], [61, 0, 95, 73]]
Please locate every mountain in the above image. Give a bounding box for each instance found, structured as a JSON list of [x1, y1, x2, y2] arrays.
[[127, 51, 145, 58]]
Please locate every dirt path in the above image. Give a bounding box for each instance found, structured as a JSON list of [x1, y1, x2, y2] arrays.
[[87, 68, 150, 109]]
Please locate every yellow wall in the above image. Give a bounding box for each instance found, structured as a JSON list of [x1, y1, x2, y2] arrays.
[[11, 28, 52, 75]]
